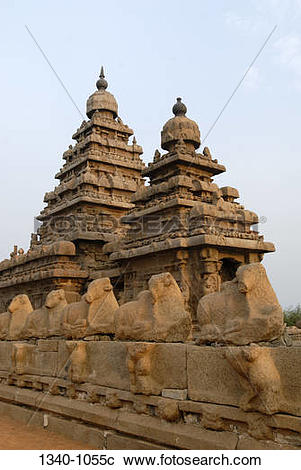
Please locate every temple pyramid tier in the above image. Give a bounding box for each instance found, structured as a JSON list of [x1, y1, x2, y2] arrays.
[[38, 67, 145, 245], [0, 68, 145, 310], [105, 97, 275, 313]]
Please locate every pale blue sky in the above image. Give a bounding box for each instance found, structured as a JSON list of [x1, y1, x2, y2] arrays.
[[0, 0, 300, 307]]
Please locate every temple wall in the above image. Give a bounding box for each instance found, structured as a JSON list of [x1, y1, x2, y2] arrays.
[[0, 340, 301, 449], [120, 247, 263, 317]]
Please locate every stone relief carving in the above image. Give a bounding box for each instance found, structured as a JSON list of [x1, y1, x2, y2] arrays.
[[126, 343, 156, 395], [66, 341, 89, 383], [197, 263, 284, 345], [12, 343, 34, 375], [225, 344, 283, 415]]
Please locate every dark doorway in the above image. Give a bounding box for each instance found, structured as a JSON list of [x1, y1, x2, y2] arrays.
[[220, 258, 241, 283]]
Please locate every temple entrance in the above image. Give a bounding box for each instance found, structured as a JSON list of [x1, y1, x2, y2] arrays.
[[219, 258, 241, 283]]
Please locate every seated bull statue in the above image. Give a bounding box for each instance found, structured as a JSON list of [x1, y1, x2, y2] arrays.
[[197, 263, 284, 345], [85, 278, 119, 336], [115, 272, 192, 342], [24, 289, 68, 338], [5, 294, 33, 340], [62, 278, 118, 339]]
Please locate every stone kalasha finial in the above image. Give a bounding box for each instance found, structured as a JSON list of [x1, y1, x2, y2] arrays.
[[96, 66, 108, 91], [172, 97, 187, 117], [86, 66, 118, 118], [161, 97, 201, 151]]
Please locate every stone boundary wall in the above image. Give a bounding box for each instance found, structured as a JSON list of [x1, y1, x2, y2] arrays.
[[0, 340, 301, 449]]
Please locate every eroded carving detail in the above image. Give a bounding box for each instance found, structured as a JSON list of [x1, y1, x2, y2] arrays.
[[126, 343, 156, 395], [197, 263, 284, 345], [8, 295, 33, 340], [225, 344, 282, 415], [66, 341, 89, 383], [116, 272, 192, 342]]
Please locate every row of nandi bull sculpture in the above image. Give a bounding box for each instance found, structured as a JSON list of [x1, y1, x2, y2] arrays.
[[0, 263, 284, 345], [0, 273, 192, 342]]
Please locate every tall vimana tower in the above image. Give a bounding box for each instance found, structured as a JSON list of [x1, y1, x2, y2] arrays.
[[0, 68, 274, 311]]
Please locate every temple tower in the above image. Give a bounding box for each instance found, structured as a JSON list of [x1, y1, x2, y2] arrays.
[[107, 98, 275, 315], [0, 69, 145, 308], [37, 68, 145, 271]]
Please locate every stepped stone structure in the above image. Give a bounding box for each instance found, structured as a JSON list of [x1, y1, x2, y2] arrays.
[[106, 97, 274, 315], [1, 68, 300, 450], [0, 69, 145, 310]]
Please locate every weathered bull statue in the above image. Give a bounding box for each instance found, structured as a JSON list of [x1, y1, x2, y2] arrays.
[[24, 289, 68, 338], [115, 272, 192, 342], [62, 278, 118, 339], [197, 263, 284, 345], [8, 294, 33, 340]]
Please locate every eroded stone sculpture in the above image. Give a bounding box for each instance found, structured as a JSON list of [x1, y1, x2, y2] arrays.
[[225, 344, 282, 415], [115, 272, 192, 342], [12, 343, 34, 375], [197, 263, 284, 345], [85, 278, 118, 335], [62, 296, 89, 339], [8, 294, 33, 340], [24, 289, 67, 338], [62, 278, 118, 339], [47, 289, 68, 336], [66, 341, 89, 383], [126, 343, 156, 395]]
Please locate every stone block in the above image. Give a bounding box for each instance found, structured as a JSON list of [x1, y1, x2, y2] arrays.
[[46, 415, 105, 448], [187, 346, 242, 406], [237, 435, 295, 450], [27, 350, 58, 377], [87, 342, 130, 390], [187, 345, 301, 417], [37, 340, 59, 352], [106, 433, 168, 450], [162, 389, 187, 400], [116, 411, 238, 449], [127, 343, 187, 395], [57, 341, 71, 379], [0, 342, 13, 371]]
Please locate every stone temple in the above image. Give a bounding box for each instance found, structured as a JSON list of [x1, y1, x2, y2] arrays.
[[0, 69, 300, 450], [0, 68, 274, 313]]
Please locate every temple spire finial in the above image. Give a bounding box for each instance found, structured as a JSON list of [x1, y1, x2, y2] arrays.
[[172, 97, 187, 116], [96, 65, 108, 91]]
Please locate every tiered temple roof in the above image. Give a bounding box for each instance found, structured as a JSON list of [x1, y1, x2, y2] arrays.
[[0, 71, 275, 312], [37, 67, 145, 245]]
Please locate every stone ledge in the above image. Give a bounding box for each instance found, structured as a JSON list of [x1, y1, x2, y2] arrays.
[[110, 234, 275, 260], [0, 384, 237, 449]]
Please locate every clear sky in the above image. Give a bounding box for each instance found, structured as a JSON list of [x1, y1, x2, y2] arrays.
[[0, 0, 300, 307]]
